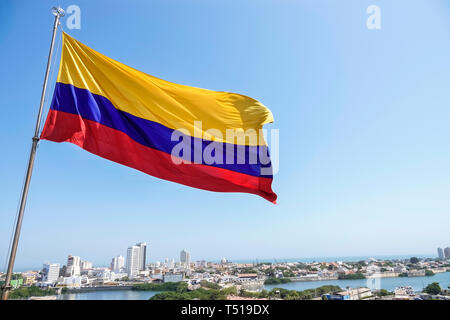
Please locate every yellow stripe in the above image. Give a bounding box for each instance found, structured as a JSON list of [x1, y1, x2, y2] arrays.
[[57, 33, 274, 146]]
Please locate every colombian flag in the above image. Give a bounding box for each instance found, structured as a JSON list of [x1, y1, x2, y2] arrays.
[[41, 33, 277, 203]]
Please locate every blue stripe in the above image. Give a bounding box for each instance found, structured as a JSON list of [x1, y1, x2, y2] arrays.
[[50, 82, 273, 178]]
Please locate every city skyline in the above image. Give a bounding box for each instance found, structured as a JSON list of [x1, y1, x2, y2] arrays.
[[3, 252, 450, 300], [10, 243, 448, 272], [1, 0, 450, 271]]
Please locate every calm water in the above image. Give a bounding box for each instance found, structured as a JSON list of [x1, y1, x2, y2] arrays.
[[59, 290, 160, 300], [264, 271, 450, 293]]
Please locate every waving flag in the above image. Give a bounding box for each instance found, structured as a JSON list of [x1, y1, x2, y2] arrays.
[[41, 33, 277, 203]]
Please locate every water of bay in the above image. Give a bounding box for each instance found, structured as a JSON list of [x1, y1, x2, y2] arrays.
[[264, 271, 450, 292]]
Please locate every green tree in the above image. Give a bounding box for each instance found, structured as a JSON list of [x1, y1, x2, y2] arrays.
[[409, 257, 420, 264], [384, 261, 394, 267], [425, 270, 435, 276], [220, 286, 238, 296], [258, 289, 269, 298], [150, 286, 233, 300], [200, 280, 221, 290], [283, 270, 295, 277], [375, 289, 393, 297], [423, 282, 441, 295], [132, 281, 188, 293], [338, 273, 365, 280], [9, 286, 56, 299]]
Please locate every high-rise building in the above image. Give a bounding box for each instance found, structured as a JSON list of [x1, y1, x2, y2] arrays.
[[136, 242, 147, 271], [438, 248, 444, 260], [65, 255, 81, 277], [111, 255, 125, 272], [42, 263, 60, 283], [126, 246, 140, 278], [180, 249, 190, 268], [444, 247, 450, 259]]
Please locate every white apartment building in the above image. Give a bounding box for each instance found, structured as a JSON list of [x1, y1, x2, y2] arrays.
[[111, 255, 125, 272], [66, 255, 81, 277], [136, 242, 147, 271], [126, 246, 140, 278], [42, 263, 60, 283]]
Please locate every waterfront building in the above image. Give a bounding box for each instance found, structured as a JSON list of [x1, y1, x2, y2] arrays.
[[393, 286, 414, 300], [444, 247, 450, 259], [136, 242, 147, 271], [113, 272, 128, 281], [438, 248, 444, 260], [407, 270, 425, 277], [42, 263, 60, 283], [65, 255, 81, 277], [126, 245, 140, 278], [111, 255, 125, 272], [61, 275, 89, 288], [163, 273, 183, 283], [180, 249, 191, 268], [237, 273, 258, 281]]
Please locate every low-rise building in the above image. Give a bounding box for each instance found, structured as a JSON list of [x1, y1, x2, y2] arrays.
[[163, 273, 183, 283]]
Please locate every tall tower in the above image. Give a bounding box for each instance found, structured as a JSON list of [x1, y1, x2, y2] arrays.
[[180, 249, 190, 268], [65, 255, 81, 277], [444, 247, 450, 259], [126, 246, 140, 278], [136, 242, 147, 271], [437, 248, 444, 260], [111, 255, 125, 272]]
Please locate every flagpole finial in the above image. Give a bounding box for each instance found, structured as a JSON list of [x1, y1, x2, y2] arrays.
[[51, 7, 65, 17]]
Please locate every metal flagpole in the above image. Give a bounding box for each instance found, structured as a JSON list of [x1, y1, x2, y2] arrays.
[[0, 7, 65, 300]]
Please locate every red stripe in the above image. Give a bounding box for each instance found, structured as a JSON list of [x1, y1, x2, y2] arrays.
[[41, 110, 277, 203]]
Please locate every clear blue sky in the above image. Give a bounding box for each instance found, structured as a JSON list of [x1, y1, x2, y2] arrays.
[[1, 0, 449, 270]]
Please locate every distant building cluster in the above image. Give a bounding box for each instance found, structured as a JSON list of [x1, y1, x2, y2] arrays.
[[22, 242, 193, 288], [1, 250, 450, 300], [2, 245, 450, 301]]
